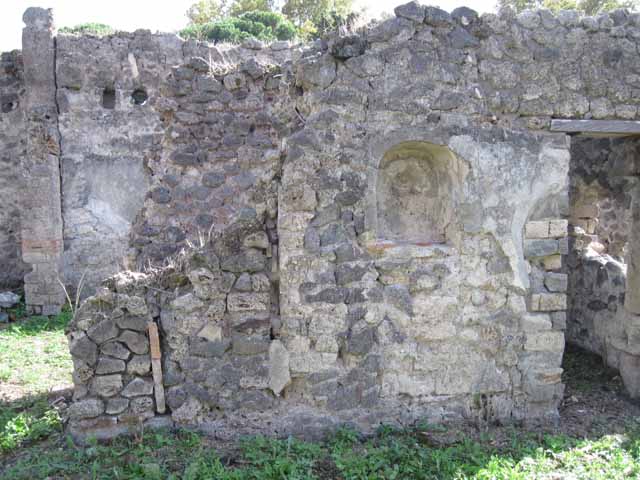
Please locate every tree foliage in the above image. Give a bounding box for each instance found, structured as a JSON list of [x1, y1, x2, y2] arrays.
[[186, 0, 226, 24], [58, 23, 114, 36], [282, 0, 356, 38], [497, 0, 638, 14], [185, 0, 274, 25], [229, 0, 274, 17], [282, 0, 353, 25], [180, 11, 296, 43], [183, 0, 356, 42]]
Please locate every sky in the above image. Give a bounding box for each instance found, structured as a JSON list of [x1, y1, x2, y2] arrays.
[[0, 0, 497, 52]]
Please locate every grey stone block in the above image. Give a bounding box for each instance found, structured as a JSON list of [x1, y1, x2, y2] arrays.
[[70, 335, 98, 365], [127, 354, 151, 375], [95, 357, 126, 374], [91, 375, 123, 398], [0, 292, 19, 308], [122, 378, 154, 398], [119, 331, 148, 355], [524, 239, 560, 258], [544, 273, 568, 292], [116, 315, 148, 332], [101, 342, 131, 360], [87, 320, 119, 345], [105, 397, 129, 415], [67, 398, 104, 420]]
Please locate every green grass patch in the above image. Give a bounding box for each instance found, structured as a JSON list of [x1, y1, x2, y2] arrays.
[[3, 423, 640, 479], [0, 308, 72, 454], [0, 308, 73, 395], [0, 397, 62, 454]]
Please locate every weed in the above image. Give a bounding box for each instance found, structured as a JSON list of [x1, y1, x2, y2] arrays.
[[0, 397, 62, 453]]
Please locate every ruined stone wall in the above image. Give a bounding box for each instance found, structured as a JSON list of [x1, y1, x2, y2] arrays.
[[46, 4, 640, 296], [53, 3, 640, 297], [20, 2, 640, 439], [0, 51, 27, 288], [129, 40, 296, 267], [56, 32, 182, 292], [55, 32, 296, 295], [567, 137, 639, 358]]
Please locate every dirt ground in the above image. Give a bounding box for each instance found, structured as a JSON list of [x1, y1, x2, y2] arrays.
[[557, 343, 640, 438]]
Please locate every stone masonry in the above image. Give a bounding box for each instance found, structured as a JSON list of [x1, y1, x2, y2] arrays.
[[3, 3, 640, 440], [0, 50, 27, 288], [20, 9, 65, 314], [567, 137, 638, 360]]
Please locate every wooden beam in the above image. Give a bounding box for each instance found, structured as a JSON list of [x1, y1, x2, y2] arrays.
[[550, 119, 640, 135], [147, 321, 166, 414]]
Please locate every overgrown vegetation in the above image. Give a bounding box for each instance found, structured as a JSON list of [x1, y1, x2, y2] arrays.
[[58, 23, 115, 36], [0, 397, 62, 455]]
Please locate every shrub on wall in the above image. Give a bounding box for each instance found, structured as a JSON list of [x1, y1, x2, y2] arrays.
[[58, 23, 115, 36], [179, 11, 296, 43]]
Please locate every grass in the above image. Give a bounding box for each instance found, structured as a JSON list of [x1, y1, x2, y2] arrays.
[[0, 306, 73, 394], [0, 396, 63, 454], [2, 423, 640, 479], [0, 305, 72, 455], [1, 308, 640, 478]]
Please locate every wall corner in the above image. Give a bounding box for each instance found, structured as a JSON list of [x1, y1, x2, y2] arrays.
[[20, 7, 65, 315]]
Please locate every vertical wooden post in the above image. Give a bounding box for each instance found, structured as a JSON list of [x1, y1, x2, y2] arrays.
[[147, 321, 166, 414]]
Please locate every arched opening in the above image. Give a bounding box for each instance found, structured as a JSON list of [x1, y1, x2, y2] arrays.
[[376, 141, 462, 244]]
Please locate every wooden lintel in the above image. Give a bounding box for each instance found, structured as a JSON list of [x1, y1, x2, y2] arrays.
[[550, 119, 640, 136]]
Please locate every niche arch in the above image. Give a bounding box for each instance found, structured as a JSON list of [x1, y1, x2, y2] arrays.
[[372, 141, 466, 245]]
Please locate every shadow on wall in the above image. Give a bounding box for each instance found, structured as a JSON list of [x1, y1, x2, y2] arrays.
[[567, 136, 638, 358]]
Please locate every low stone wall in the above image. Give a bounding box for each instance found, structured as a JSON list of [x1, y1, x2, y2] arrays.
[[67, 215, 279, 441], [67, 271, 172, 439]]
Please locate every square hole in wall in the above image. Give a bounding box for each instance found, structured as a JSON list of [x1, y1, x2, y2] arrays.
[[102, 88, 116, 109]]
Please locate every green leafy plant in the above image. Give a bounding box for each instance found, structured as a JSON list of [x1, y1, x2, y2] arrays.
[[0, 398, 62, 453], [58, 23, 115, 36], [179, 10, 297, 42]]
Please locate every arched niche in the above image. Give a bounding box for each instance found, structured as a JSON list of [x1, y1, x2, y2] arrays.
[[375, 141, 464, 244]]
